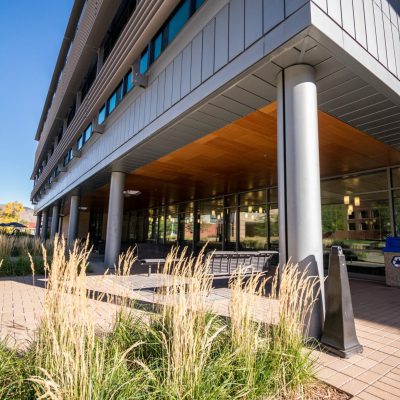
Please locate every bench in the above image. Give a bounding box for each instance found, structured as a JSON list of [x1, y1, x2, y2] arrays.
[[136, 242, 176, 276], [206, 250, 278, 276]]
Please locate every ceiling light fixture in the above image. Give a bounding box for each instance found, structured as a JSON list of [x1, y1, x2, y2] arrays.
[[123, 190, 142, 197]]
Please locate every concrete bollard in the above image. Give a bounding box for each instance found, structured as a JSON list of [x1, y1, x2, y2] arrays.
[[321, 246, 363, 358]]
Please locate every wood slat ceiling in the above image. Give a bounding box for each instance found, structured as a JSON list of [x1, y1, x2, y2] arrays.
[[81, 102, 400, 211]]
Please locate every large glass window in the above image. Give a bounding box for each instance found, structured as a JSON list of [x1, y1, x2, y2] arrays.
[[124, 70, 134, 94], [199, 198, 224, 250], [321, 172, 390, 275], [83, 123, 92, 143], [107, 91, 117, 114], [98, 105, 106, 125], [76, 134, 84, 150], [140, 48, 149, 74], [152, 31, 163, 62], [239, 190, 267, 250], [167, 0, 191, 44]]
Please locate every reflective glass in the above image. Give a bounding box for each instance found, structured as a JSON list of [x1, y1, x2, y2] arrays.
[[108, 91, 117, 114], [153, 32, 163, 61], [83, 124, 92, 143], [239, 206, 267, 250], [195, 0, 205, 9], [167, 0, 190, 44], [140, 49, 149, 74], [124, 70, 133, 93], [199, 199, 224, 249], [98, 105, 106, 125], [321, 174, 390, 274], [76, 135, 84, 150]]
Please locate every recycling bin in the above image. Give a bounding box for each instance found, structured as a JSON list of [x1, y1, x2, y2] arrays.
[[383, 237, 400, 287]]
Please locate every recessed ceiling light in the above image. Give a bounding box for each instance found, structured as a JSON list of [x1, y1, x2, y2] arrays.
[[123, 190, 142, 197]]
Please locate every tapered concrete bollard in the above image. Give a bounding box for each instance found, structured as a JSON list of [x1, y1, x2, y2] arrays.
[[321, 246, 363, 358]]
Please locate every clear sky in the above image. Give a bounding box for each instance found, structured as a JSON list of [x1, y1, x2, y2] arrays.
[[0, 0, 73, 207]]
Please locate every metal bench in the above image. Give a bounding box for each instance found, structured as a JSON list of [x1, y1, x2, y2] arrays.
[[206, 250, 278, 276], [136, 242, 176, 276]]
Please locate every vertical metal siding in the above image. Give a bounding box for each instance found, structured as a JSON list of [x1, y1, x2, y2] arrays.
[[214, 5, 229, 71], [245, 0, 263, 47], [228, 0, 245, 60], [190, 31, 203, 90], [263, 0, 285, 33], [202, 19, 215, 81]]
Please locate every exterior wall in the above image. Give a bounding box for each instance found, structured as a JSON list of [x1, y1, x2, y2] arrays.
[[35, 0, 312, 212], [313, 0, 400, 80]]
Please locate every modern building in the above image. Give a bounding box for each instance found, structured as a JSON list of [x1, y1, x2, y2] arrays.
[[31, 0, 400, 337]]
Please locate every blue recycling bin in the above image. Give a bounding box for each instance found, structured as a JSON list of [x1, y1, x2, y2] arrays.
[[383, 237, 400, 287]]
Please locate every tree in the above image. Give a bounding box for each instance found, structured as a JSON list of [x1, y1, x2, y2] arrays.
[[0, 201, 25, 224]]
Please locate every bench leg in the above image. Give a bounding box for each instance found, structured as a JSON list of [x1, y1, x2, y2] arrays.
[[148, 265, 152, 277]]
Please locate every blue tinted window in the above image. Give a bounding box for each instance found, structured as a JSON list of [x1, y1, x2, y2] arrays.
[[195, 0, 205, 10], [124, 70, 133, 93], [167, 0, 190, 44], [98, 105, 106, 125], [153, 32, 163, 61], [108, 91, 117, 114], [140, 48, 149, 74], [63, 153, 69, 166], [116, 82, 123, 104], [83, 124, 92, 143], [77, 135, 84, 150]]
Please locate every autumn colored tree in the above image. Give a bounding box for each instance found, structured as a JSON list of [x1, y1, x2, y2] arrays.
[[0, 201, 24, 224]]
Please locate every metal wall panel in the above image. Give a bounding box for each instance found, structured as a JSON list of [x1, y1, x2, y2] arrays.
[[156, 69, 166, 117], [340, 0, 355, 38], [214, 5, 229, 71], [245, 0, 263, 47], [353, 0, 367, 48], [181, 44, 192, 97], [164, 62, 174, 110], [228, 0, 245, 60], [202, 19, 215, 81], [263, 0, 285, 33], [326, 0, 341, 25], [364, 0, 378, 58], [190, 31, 203, 90], [150, 78, 158, 122], [374, 3, 388, 66], [286, 0, 308, 16], [172, 52, 183, 105]]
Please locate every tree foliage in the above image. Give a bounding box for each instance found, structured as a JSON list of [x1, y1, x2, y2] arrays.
[[0, 201, 25, 224]]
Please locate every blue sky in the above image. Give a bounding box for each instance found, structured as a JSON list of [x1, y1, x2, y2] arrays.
[[0, 0, 73, 207]]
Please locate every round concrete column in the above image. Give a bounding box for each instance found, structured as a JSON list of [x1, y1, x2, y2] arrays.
[[104, 172, 126, 267], [67, 195, 80, 247], [50, 203, 59, 240], [35, 212, 42, 238], [41, 209, 48, 242], [277, 64, 325, 339]]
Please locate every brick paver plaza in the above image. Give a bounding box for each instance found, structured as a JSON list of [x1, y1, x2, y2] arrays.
[[0, 264, 399, 399]]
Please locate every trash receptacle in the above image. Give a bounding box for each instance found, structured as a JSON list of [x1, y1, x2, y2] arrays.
[[383, 237, 400, 287]]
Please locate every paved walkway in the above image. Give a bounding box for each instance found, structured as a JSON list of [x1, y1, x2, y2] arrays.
[[0, 267, 399, 399]]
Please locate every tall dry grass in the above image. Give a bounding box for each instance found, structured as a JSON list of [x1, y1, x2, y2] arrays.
[[30, 236, 144, 400], [0, 238, 319, 400]]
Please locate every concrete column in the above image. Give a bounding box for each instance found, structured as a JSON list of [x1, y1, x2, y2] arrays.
[[50, 203, 59, 240], [35, 212, 42, 238], [104, 172, 126, 267], [277, 64, 325, 339], [67, 195, 80, 247], [41, 209, 48, 242]]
